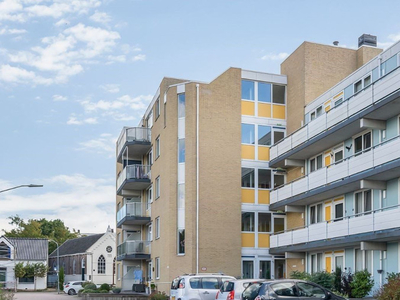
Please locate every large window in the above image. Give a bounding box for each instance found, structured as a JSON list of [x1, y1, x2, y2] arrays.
[[98, 255, 106, 274], [310, 253, 323, 274], [258, 169, 271, 189], [258, 82, 271, 102], [258, 125, 271, 145], [242, 261, 254, 279], [258, 213, 271, 232], [241, 124, 255, 144], [354, 132, 371, 154], [259, 261, 271, 279], [355, 190, 372, 216], [242, 80, 255, 100], [241, 212, 255, 232], [242, 80, 285, 104], [242, 124, 284, 146], [241, 168, 255, 188], [310, 203, 323, 224]]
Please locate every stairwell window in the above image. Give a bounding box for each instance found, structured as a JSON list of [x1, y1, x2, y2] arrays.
[[98, 255, 106, 274], [155, 177, 160, 199], [155, 217, 160, 239], [155, 257, 160, 279], [155, 136, 160, 158]]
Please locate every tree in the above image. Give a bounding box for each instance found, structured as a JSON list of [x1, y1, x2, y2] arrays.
[[3, 215, 80, 254], [58, 267, 65, 291], [14, 262, 26, 291], [33, 263, 48, 291]]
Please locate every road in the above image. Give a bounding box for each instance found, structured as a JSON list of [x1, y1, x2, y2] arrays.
[[14, 292, 75, 299]]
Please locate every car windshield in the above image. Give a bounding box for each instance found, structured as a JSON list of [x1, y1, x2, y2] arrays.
[[242, 283, 262, 300], [220, 281, 234, 292]]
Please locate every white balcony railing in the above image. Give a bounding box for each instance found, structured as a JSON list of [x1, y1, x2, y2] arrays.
[[270, 66, 400, 161], [271, 134, 400, 204], [116, 164, 151, 191], [117, 127, 151, 158], [117, 240, 151, 257], [270, 205, 400, 248], [117, 202, 147, 223]]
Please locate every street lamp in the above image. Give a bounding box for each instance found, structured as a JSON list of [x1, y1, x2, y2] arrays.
[[0, 184, 43, 194], [49, 240, 60, 294]]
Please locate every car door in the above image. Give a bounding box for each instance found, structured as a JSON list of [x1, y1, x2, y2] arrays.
[[296, 282, 327, 300], [199, 277, 220, 300], [269, 282, 299, 300]]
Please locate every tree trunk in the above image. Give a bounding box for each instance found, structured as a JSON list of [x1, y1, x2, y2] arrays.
[[34, 276, 36, 291]]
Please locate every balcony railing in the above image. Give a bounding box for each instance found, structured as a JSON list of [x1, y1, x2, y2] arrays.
[[117, 202, 146, 223], [271, 134, 400, 204], [117, 240, 151, 257], [116, 164, 151, 192], [270, 205, 400, 248], [117, 127, 151, 158], [270, 66, 400, 162]]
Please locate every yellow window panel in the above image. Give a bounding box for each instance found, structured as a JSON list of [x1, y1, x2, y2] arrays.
[[324, 155, 331, 167], [333, 92, 344, 99], [325, 205, 331, 222], [325, 105, 331, 112], [258, 146, 270, 161], [241, 145, 255, 160], [272, 105, 286, 119], [242, 189, 255, 204], [258, 103, 271, 118], [242, 101, 255, 116], [334, 250, 344, 254], [334, 196, 344, 202], [258, 190, 270, 204], [241, 233, 255, 247], [325, 257, 332, 273], [258, 233, 270, 248]]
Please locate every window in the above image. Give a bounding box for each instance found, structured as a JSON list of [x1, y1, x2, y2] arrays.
[[242, 80, 255, 100], [241, 124, 255, 144], [355, 249, 372, 272], [334, 201, 344, 221], [354, 79, 362, 93], [271, 282, 296, 296], [155, 257, 160, 279], [178, 229, 185, 255], [273, 129, 285, 144], [334, 97, 344, 107], [146, 186, 153, 210], [260, 261, 271, 279], [147, 150, 153, 167], [272, 84, 285, 104], [274, 172, 285, 188], [164, 102, 167, 127], [155, 136, 160, 158], [98, 255, 106, 274], [148, 224, 152, 241], [310, 253, 323, 274], [0, 243, 10, 259], [155, 177, 160, 199], [364, 75, 371, 87], [354, 132, 371, 154], [258, 82, 271, 103], [333, 146, 344, 163], [0, 268, 6, 283], [202, 277, 219, 289], [147, 261, 152, 281], [273, 216, 285, 233], [241, 168, 254, 188], [117, 233, 121, 245], [155, 97, 160, 119], [117, 264, 120, 280], [309, 154, 323, 172], [297, 282, 325, 298], [310, 203, 323, 224], [178, 93, 185, 118], [258, 213, 271, 232], [381, 54, 398, 76], [258, 125, 271, 146], [355, 190, 372, 216], [178, 139, 185, 163], [335, 255, 344, 271], [241, 212, 254, 232], [147, 110, 153, 128], [258, 169, 271, 189], [242, 261, 254, 279], [155, 217, 160, 239]]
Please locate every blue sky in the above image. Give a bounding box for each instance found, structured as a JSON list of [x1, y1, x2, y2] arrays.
[[1, 0, 400, 234]]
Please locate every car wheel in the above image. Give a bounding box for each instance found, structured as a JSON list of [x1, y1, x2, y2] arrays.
[[68, 289, 75, 295]]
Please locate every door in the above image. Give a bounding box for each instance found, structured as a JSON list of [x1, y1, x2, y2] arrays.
[[296, 282, 327, 300], [274, 259, 285, 279], [199, 277, 220, 300]]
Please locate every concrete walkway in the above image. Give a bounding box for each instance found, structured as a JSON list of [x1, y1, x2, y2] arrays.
[[14, 291, 75, 299]]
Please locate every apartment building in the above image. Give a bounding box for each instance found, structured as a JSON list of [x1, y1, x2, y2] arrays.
[[115, 69, 288, 291], [269, 37, 400, 290]]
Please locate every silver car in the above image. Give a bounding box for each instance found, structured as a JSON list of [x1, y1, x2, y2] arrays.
[[216, 279, 265, 300]]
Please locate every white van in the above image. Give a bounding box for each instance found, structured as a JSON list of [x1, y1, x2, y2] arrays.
[[170, 274, 235, 300]]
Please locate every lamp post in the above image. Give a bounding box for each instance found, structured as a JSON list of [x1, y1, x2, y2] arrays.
[[49, 240, 60, 294], [0, 184, 43, 194]]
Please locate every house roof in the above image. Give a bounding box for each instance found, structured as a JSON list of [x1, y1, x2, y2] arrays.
[[49, 234, 103, 257], [7, 237, 48, 260]]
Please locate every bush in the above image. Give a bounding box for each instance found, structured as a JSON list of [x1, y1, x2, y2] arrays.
[[375, 273, 400, 300], [81, 281, 91, 288], [333, 267, 342, 293], [309, 271, 334, 290], [82, 289, 100, 294], [350, 269, 374, 298], [341, 271, 354, 297], [289, 270, 310, 280], [0, 289, 14, 300], [84, 283, 97, 290], [100, 283, 110, 292], [112, 287, 121, 294]]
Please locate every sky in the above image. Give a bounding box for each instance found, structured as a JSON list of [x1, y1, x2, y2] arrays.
[[1, 0, 400, 235]]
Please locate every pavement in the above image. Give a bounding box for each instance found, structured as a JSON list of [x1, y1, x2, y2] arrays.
[[13, 291, 75, 299]]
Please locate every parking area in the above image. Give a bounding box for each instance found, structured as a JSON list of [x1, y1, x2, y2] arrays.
[[14, 292, 74, 299]]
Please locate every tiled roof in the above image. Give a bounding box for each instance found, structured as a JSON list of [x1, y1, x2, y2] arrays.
[[8, 237, 48, 261], [49, 234, 103, 257]]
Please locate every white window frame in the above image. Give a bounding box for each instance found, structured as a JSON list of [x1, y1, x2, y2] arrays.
[[148, 224, 153, 241], [333, 198, 344, 221], [333, 144, 344, 164], [354, 72, 372, 94], [310, 253, 323, 274], [353, 130, 372, 155], [334, 253, 344, 271], [155, 97, 160, 119], [309, 202, 323, 225], [147, 186, 153, 208], [147, 110, 153, 128], [155, 257, 160, 279], [309, 153, 323, 173], [155, 136, 160, 158], [155, 176, 160, 199], [155, 217, 160, 239], [354, 189, 373, 216], [147, 149, 153, 167]]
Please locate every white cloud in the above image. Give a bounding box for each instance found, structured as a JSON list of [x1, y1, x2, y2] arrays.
[[0, 27, 27, 35], [100, 83, 120, 93], [54, 18, 70, 27], [67, 115, 98, 125], [107, 54, 125, 63], [377, 32, 400, 50], [90, 10, 111, 24], [77, 133, 116, 155], [132, 54, 145, 62], [80, 94, 152, 112], [121, 44, 141, 54], [52, 94, 67, 101], [0, 64, 52, 85], [261, 52, 289, 61], [0, 174, 115, 234]]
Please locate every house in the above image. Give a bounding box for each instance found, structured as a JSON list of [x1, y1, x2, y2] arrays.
[[49, 227, 116, 285], [0, 236, 48, 290]]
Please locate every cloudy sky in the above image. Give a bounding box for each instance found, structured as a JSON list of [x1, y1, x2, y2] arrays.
[[0, 0, 400, 234]]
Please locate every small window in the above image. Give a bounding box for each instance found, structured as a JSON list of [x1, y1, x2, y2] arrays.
[[156, 136, 160, 158], [273, 173, 285, 188], [241, 212, 255, 232], [155, 97, 160, 119], [0, 243, 10, 259], [155, 217, 160, 239], [355, 190, 372, 216], [258, 125, 271, 146], [241, 168, 254, 188], [178, 229, 185, 254], [310, 111, 316, 121], [155, 176, 160, 199], [147, 150, 153, 166], [364, 75, 371, 87], [242, 80, 255, 100], [354, 80, 362, 93], [334, 147, 343, 163], [316, 106, 323, 117], [334, 202, 344, 221], [354, 132, 372, 154], [273, 130, 285, 144], [334, 98, 343, 107], [309, 154, 323, 172], [178, 93, 185, 118], [155, 257, 160, 279], [310, 203, 323, 224], [273, 217, 285, 233]]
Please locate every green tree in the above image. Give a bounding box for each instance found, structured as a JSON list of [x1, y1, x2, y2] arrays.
[[14, 262, 26, 290], [58, 267, 65, 291], [4, 215, 80, 254], [33, 263, 48, 291]]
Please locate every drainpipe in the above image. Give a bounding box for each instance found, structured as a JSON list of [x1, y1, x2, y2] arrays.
[[196, 84, 199, 274]]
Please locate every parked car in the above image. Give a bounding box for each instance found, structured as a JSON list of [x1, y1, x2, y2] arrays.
[[242, 280, 346, 300], [170, 274, 236, 300], [63, 281, 84, 295], [216, 279, 266, 300]]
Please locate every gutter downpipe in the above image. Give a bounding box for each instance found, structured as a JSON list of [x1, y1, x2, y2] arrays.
[[196, 84, 199, 274]]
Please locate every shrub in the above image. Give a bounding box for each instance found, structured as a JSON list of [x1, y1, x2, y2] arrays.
[[82, 289, 100, 294], [341, 271, 353, 297], [350, 269, 374, 298], [58, 267, 64, 291], [84, 283, 97, 290], [81, 281, 91, 288], [333, 267, 342, 293], [375, 273, 400, 300], [0, 289, 14, 300], [150, 292, 168, 300], [100, 283, 110, 292], [112, 287, 121, 294], [309, 271, 334, 290], [289, 270, 310, 280]]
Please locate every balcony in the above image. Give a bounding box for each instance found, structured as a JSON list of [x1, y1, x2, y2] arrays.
[[117, 165, 151, 195], [270, 205, 400, 254], [270, 66, 400, 167], [270, 134, 400, 210], [117, 127, 151, 163], [117, 202, 150, 228], [117, 240, 151, 261]]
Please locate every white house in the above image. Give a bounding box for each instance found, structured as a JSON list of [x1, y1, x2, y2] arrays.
[[0, 236, 48, 290]]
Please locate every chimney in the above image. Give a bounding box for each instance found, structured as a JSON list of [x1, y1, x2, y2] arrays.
[[333, 41, 339, 46], [358, 34, 377, 48]]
